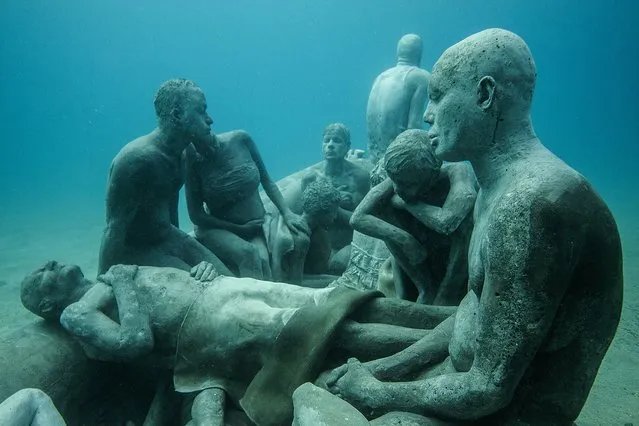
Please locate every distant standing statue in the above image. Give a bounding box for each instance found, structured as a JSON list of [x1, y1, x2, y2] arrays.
[[303, 123, 371, 274], [184, 120, 309, 279], [328, 28, 623, 425], [98, 79, 231, 275], [366, 34, 431, 164]]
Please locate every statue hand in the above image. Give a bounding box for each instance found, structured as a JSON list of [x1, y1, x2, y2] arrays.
[[391, 193, 407, 210], [284, 212, 311, 236], [346, 149, 365, 161], [190, 262, 219, 282], [329, 358, 383, 418], [99, 265, 138, 289]]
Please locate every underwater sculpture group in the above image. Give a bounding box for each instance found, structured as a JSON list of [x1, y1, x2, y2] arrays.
[[2, 28, 623, 426]]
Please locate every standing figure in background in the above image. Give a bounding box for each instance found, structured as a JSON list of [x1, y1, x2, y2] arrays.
[[98, 79, 230, 275], [185, 127, 309, 280], [366, 33, 431, 164], [303, 123, 371, 275]]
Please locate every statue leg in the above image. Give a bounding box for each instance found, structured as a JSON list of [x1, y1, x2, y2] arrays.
[[350, 296, 456, 329], [334, 320, 429, 361], [193, 227, 261, 278]]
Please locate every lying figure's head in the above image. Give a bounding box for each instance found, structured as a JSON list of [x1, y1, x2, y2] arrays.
[[302, 179, 342, 229], [384, 129, 443, 203], [21, 261, 91, 321]]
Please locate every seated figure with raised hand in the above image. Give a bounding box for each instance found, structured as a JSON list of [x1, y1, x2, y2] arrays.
[[185, 119, 309, 280], [350, 129, 476, 305], [268, 179, 342, 285], [20, 260, 456, 425], [327, 28, 623, 425], [301, 123, 371, 274], [98, 79, 231, 275]]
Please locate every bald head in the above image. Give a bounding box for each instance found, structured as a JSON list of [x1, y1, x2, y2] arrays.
[[434, 28, 536, 112], [397, 34, 423, 66]]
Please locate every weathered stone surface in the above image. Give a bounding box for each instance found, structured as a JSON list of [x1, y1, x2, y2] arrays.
[[292, 382, 369, 426]]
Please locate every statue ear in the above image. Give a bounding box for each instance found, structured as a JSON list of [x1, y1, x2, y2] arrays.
[[477, 76, 496, 110]]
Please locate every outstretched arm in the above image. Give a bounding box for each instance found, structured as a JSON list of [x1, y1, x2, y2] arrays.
[[60, 265, 154, 361], [243, 131, 309, 235], [393, 163, 477, 235]]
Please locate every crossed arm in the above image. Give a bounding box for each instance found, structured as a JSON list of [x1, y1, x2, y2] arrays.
[[392, 163, 477, 235], [351, 178, 427, 264], [60, 265, 154, 362]]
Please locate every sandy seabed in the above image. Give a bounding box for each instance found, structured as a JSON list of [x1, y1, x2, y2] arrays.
[[0, 200, 636, 425]]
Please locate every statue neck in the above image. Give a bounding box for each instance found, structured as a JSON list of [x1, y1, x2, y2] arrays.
[[471, 119, 538, 190], [154, 126, 190, 157], [323, 158, 345, 176]]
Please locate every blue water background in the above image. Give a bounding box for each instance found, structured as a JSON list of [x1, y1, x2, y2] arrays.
[[1, 0, 637, 223]]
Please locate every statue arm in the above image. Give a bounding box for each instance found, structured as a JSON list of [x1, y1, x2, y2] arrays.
[[184, 146, 242, 233], [60, 266, 154, 361], [356, 199, 573, 420], [243, 132, 309, 234], [98, 159, 144, 274], [350, 178, 417, 247], [400, 163, 477, 235]]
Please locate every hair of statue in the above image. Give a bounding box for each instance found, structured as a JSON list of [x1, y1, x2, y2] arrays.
[[153, 78, 201, 126], [322, 123, 351, 149], [383, 129, 442, 180], [301, 179, 342, 217]]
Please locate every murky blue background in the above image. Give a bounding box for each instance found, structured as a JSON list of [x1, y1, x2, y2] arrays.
[[1, 0, 637, 218]]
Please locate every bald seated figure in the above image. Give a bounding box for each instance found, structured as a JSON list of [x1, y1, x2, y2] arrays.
[[20, 260, 455, 425], [327, 28, 623, 425], [366, 34, 431, 164], [98, 79, 230, 275]]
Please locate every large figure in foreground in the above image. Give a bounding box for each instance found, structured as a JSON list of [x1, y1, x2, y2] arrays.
[[98, 79, 230, 275], [328, 28, 623, 425], [366, 33, 431, 164]]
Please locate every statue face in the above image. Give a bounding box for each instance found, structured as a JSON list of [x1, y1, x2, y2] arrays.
[[316, 204, 339, 229], [322, 132, 349, 161], [390, 168, 437, 204], [180, 89, 213, 143], [424, 59, 485, 161]]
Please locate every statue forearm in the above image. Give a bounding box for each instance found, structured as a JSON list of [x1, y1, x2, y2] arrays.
[[370, 315, 454, 381]]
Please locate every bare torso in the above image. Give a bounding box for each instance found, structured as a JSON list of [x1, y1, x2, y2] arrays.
[[192, 131, 264, 225], [366, 65, 430, 161], [107, 134, 184, 244], [448, 146, 623, 422]]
